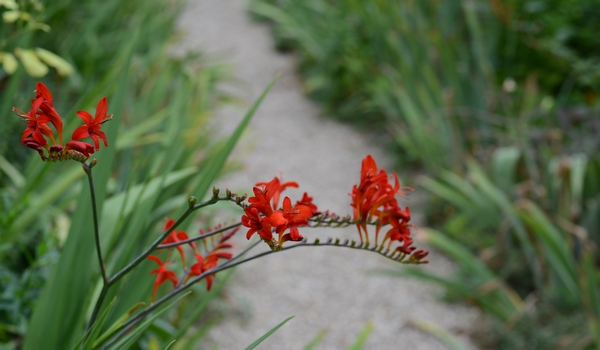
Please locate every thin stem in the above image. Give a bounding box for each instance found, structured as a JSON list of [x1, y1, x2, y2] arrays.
[[108, 195, 232, 285], [82, 161, 109, 338], [157, 222, 242, 249], [108, 206, 194, 285], [217, 240, 261, 269], [100, 237, 419, 348], [84, 161, 108, 284], [101, 249, 264, 349], [86, 194, 234, 339]]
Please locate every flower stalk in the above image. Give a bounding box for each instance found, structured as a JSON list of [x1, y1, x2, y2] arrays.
[[14, 82, 428, 348]]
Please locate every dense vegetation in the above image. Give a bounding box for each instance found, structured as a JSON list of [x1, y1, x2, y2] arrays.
[[1, 0, 230, 348], [251, 0, 600, 348]]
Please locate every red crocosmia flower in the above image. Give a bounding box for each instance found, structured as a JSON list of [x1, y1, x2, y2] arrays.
[[241, 207, 272, 241], [296, 192, 319, 215], [350, 155, 412, 244], [409, 249, 429, 263], [15, 82, 114, 162], [188, 243, 233, 291], [15, 97, 54, 148], [34, 82, 63, 145], [349, 155, 427, 263], [270, 197, 312, 242], [383, 217, 412, 246], [161, 219, 196, 267], [147, 255, 178, 302], [65, 140, 95, 158], [72, 97, 112, 151], [255, 176, 299, 211], [248, 185, 275, 217]]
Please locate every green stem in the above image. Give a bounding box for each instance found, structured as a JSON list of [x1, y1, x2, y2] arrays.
[[84, 195, 235, 336], [84, 161, 109, 284], [157, 222, 242, 249], [99, 237, 421, 348], [81, 161, 109, 340], [108, 195, 234, 284]]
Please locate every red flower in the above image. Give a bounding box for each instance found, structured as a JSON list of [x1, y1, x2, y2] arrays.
[[241, 207, 272, 241], [14, 82, 112, 162], [270, 197, 312, 242], [296, 192, 319, 215], [188, 243, 233, 291], [350, 155, 427, 263], [34, 82, 63, 145], [15, 97, 54, 148], [243, 176, 318, 248], [255, 176, 299, 211], [65, 141, 95, 158], [350, 155, 410, 243], [72, 97, 112, 151], [147, 255, 178, 302], [248, 185, 276, 217], [161, 219, 196, 267]]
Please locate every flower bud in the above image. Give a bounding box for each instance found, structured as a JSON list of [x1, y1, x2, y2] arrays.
[[188, 196, 197, 208]]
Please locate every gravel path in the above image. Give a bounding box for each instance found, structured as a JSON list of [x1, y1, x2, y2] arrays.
[[176, 0, 478, 348]]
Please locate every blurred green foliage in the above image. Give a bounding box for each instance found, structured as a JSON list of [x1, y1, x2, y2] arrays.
[[251, 0, 600, 347], [1, 0, 235, 348]]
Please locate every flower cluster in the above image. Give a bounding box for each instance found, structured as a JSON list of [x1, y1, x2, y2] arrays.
[[351, 155, 428, 263], [241, 177, 318, 250], [13, 82, 111, 162], [147, 219, 234, 302]]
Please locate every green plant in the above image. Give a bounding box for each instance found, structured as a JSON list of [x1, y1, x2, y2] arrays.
[[404, 151, 600, 347], [7, 75, 428, 349]]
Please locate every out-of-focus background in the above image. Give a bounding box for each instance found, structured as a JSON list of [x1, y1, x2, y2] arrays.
[[1, 0, 599, 349]]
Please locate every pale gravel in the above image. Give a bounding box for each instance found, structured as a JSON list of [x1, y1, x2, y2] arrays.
[[175, 0, 479, 349]]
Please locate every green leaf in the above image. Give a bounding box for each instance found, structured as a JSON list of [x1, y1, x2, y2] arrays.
[[518, 200, 579, 301], [169, 269, 234, 342], [5, 166, 84, 242], [491, 147, 521, 191], [69, 298, 117, 350], [303, 329, 327, 350], [580, 247, 600, 347], [107, 292, 191, 349], [191, 75, 279, 198], [0, 154, 25, 188], [92, 302, 145, 348], [100, 167, 197, 246], [245, 316, 295, 350], [346, 321, 374, 350], [163, 339, 177, 350], [408, 320, 468, 350], [378, 229, 523, 321]]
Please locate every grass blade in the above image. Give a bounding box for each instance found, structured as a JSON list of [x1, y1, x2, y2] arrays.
[[244, 316, 295, 350]]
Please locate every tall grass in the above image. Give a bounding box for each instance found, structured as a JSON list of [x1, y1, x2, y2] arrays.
[[251, 0, 516, 171], [251, 0, 600, 346], [1, 0, 236, 348]]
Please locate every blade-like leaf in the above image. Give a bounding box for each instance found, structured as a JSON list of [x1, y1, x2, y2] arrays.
[[346, 321, 374, 350], [408, 320, 468, 350], [245, 316, 295, 350]]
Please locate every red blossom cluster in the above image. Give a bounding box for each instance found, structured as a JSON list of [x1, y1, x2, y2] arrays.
[[13, 82, 111, 162], [147, 219, 235, 302], [241, 177, 318, 249], [351, 155, 428, 263]]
